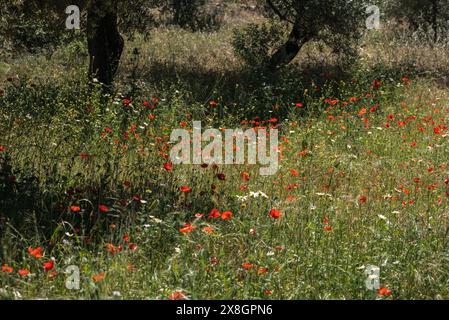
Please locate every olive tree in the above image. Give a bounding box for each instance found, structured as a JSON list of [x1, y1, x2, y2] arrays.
[[247, 0, 369, 68], [385, 0, 449, 43], [0, 0, 218, 85]]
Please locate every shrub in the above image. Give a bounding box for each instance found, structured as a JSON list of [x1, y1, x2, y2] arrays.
[[232, 22, 287, 66]]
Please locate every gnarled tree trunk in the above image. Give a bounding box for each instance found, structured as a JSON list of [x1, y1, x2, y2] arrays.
[[432, 0, 438, 43], [269, 19, 311, 69], [87, 0, 124, 86]]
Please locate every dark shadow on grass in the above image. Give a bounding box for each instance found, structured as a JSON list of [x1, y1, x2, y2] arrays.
[[129, 58, 433, 123], [128, 59, 357, 121]]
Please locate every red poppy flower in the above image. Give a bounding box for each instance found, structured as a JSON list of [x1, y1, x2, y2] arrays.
[[269, 209, 282, 219], [18, 269, 30, 277], [258, 267, 269, 275], [286, 183, 298, 191], [0, 145, 5, 152], [128, 243, 138, 251], [169, 291, 188, 300], [324, 226, 333, 232], [1, 264, 13, 273], [242, 263, 253, 270], [373, 79, 382, 90], [163, 163, 173, 171], [180, 186, 191, 193], [99, 204, 109, 213], [221, 211, 233, 221], [92, 272, 105, 283], [28, 247, 43, 259], [43, 260, 54, 272], [208, 208, 221, 219], [127, 264, 136, 272], [210, 257, 219, 266], [358, 108, 367, 116], [180, 223, 196, 233], [106, 243, 122, 255], [241, 172, 250, 181], [378, 287, 392, 296], [359, 196, 367, 204], [70, 205, 81, 213], [203, 226, 214, 234], [263, 289, 273, 295], [217, 173, 226, 181]]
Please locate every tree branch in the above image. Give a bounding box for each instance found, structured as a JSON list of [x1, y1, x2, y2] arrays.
[[266, 0, 295, 24]]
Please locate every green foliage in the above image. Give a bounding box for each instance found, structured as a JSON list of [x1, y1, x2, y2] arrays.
[[0, 1, 71, 53], [385, 0, 449, 43], [167, 0, 224, 32], [2, 1, 449, 301], [231, 0, 369, 68], [2, 60, 449, 298], [0, 0, 225, 54], [232, 22, 287, 66]]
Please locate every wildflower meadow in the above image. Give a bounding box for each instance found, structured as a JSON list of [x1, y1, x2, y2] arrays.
[[1, 0, 449, 301]]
